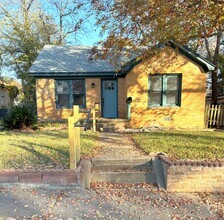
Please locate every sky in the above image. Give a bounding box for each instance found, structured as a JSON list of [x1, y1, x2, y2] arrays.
[[0, 1, 106, 80], [75, 24, 103, 46]]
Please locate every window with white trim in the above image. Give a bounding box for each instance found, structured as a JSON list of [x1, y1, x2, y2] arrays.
[[148, 74, 181, 107]]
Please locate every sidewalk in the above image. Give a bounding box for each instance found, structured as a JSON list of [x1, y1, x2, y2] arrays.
[[1, 184, 223, 219], [95, 132, 147, 159]]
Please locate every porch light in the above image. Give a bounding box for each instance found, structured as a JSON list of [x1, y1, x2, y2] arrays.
[[91, 83, 95, 88]]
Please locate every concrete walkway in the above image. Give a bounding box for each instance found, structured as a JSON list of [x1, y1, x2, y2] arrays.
[[0, 184, 223, 219], [95, 132, 147, 159]]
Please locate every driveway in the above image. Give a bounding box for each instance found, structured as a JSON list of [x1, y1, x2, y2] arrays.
[[0, 183, 223, 220]]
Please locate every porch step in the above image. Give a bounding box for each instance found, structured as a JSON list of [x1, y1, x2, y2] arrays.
[[92, 171, 157, 184], [92, 158, 152, 171], [91, 157, 157, 185], [96, 118, 130, 132]]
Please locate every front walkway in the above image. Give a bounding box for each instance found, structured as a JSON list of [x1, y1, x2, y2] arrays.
[[95, 132, 147, 159]]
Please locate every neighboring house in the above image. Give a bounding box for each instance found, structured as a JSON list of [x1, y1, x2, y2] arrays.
[[29, 41, 215, 129], [0, 85, 11, 108], [0, 84, 10, 118], [206, 95, 224, 105]]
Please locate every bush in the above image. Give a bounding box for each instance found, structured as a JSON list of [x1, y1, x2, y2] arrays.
[[3, 105, 37, 130]]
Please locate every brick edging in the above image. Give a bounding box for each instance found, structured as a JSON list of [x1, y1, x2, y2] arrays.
[[0, 169, 79, 184], [158, 155, 224, 167]]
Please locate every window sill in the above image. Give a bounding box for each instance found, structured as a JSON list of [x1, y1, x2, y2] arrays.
[[56, 106, 86, 110], [147, 106, 181, 110]]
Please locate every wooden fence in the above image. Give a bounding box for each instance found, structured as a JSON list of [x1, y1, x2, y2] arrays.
[[205, 104, 224, 128]]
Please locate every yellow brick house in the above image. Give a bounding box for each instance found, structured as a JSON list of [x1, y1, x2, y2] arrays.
[[29, 41, 215, 129]]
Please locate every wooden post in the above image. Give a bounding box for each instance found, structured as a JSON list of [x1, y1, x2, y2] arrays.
[[204, 104, 209, 129], [68, 116, 76, 170], [217, 105, 221, 128], [92, 103, 96, 132], [73, 105, 81, 163]]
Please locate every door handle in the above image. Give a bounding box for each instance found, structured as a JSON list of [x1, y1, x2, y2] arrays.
[[102, 98, 104, 108]]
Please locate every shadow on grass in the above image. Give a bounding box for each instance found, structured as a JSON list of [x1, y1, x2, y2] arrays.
[[9, 141, 69, 168], [81, 132, 99, 141], [1, 130, 68, 140], [13, 144, 53, 164]]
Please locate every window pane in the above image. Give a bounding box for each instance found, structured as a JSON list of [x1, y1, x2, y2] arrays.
[[73, 94, 85, 107], [150, 76, 162, 91], [57, 94, 69, 108], [73, 80, 85, 94], [166, 91, 178, 105], [56, 81, 68, 94], [105, 82, 115, 90], [167, 76, 178, 90], [149, 92, 161, 105]]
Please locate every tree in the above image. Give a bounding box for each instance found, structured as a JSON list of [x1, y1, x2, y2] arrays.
[[46, 0, 86, 45], [91, 0, 224, 103], [217, 54, 224, 94], [0, 0, 57, 102], [0, 0, 89, 102]]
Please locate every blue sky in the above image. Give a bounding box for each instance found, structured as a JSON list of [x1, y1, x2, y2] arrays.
[[1, 2, 106, 80], [77, 27, 103, 46]]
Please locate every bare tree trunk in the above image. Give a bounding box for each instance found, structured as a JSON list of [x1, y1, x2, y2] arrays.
[[211, 25, 222, 105], [211, 68, 218, 104]]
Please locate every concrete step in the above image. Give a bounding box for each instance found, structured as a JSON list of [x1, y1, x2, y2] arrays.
[[92, 158, 152, 171], [152, 156, 167, 190], [96, 118, 129, 132], [91, 157, 156, 185], [97, 123, 126, 132], [91, 171, 157, 184]]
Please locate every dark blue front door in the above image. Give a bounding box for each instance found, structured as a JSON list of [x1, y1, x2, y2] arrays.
[[102, 80, 118, 118]]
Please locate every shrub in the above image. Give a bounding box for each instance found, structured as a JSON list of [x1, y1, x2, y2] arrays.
[[3, 105, 37, 130]]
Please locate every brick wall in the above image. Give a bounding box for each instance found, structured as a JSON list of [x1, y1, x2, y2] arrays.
[[36, 78, 73, 120], [160, 156, 224, 192], [36, 78, 103, 120], [86, 78, 101, 118], [36, 77, 127, 121], [125, 47, 206, 129], [118, 78, 127, 118], [0, 170, 78, 185]]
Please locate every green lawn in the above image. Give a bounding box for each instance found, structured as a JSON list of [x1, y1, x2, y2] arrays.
[[132, 130, 224, 160], [0, 129, 99, 169]]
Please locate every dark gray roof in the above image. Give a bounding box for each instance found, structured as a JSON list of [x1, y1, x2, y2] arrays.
[[29, 45, 117, 76], [29, 41, 215, 78]]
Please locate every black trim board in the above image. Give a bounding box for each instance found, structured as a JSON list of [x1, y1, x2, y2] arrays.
[[30, 71, 126, 78]]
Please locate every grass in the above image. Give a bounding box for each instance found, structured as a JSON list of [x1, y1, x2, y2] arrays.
[[131, 130, 224, 160], [0, 129, 99, 169]]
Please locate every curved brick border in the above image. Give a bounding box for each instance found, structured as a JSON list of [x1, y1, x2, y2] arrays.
[[157, 154, 224, 192], [158, 155, 224, 167], [0, 169, 79, 185]]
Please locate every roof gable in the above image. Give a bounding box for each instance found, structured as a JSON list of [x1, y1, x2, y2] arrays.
[[167, 41, 215, 72], [119, 41, 216, 75]]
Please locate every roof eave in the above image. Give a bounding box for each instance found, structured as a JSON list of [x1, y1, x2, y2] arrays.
[[168, 40, 216, 72], [29, 71, 125, 78]]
